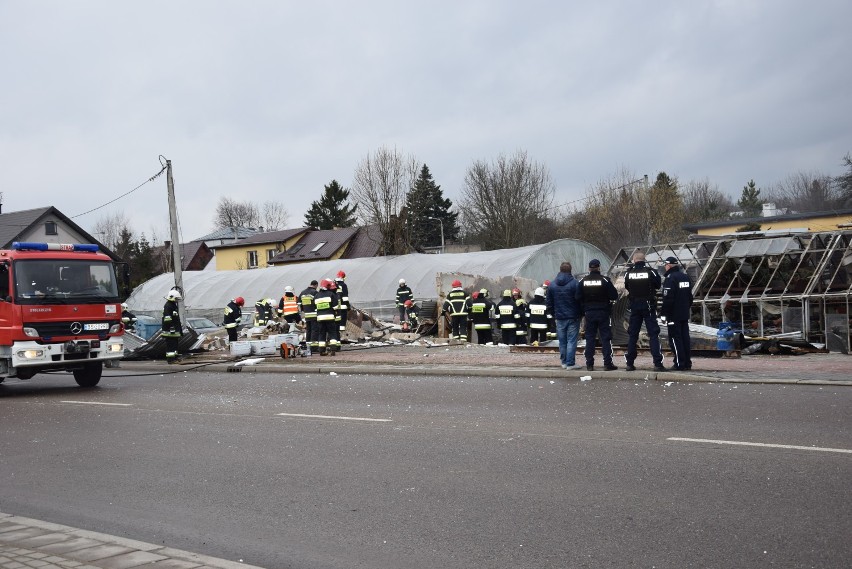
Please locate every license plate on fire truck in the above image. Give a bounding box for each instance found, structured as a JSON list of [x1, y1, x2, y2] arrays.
[[84, 323, 109, 330]]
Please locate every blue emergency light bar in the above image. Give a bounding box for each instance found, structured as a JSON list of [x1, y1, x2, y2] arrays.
[[12, 242, 100, 252]]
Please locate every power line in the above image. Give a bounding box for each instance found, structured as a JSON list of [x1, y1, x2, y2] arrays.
[[71, 165, 167, 219]]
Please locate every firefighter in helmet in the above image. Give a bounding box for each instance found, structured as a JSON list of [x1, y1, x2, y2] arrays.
[[442, 279, 468, 341], [224, 297, 245, 342]]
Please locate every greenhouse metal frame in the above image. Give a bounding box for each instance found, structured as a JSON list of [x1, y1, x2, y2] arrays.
[[608, 230, 852, 353]]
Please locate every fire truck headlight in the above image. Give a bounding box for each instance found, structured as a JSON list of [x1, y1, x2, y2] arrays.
[[108, 343, 123, 353], [23, 327, 39, 338], [17, 349, 44, 359], [109, 323, 122, 334]]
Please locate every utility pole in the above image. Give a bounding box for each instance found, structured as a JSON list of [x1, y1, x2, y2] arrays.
[[165, 158, 186, 327], [427, 216, 445, 253]]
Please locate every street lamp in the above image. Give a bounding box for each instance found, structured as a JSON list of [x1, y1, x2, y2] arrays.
[[426, 217, 444, 254]]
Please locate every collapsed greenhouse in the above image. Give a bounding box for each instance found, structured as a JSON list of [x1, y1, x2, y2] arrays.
[[607, 230, 852, 354], [126, 238, 609, 326]]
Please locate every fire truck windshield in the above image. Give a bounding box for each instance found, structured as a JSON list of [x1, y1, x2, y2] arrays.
[[13, 259, 120, 305]]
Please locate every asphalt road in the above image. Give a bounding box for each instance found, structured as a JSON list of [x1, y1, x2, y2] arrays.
[[1, 369, 850, 569]]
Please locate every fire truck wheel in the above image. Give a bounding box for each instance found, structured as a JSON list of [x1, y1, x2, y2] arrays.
[[74, 363, 103, 387]]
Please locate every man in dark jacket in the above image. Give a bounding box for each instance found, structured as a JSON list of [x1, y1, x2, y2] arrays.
[[576, 259, 618, 371], [546, 261, 582, 370], [624, 251, 666, 372], [661, 256, 694, 371]]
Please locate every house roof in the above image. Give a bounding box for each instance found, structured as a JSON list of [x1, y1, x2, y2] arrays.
[[342, 225, 382, 259], [152, 241, 213, 271], [0, 205, 120, 261], [683, 207, 852, 231], [268, 227, 360, 264], [214, 227, 308, 249], [192, 226, 259, 242]]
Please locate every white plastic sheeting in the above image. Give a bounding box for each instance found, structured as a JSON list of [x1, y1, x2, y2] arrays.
[[127, 239, 607, 320]]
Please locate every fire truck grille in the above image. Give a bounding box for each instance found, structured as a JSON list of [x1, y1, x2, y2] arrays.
[[24, 320, 116, 338]]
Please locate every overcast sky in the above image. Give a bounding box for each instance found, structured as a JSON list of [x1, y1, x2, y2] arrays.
[[2, 1, 850, 243]]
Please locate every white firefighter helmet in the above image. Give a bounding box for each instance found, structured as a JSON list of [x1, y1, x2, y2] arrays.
[[166, 288, 182, 300]]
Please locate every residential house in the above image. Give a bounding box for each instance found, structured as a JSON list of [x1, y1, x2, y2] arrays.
[[213, 228, 309, 270], [152, 240, 214, 272], [268, 226, 382, 266], [684, 205, 852, 236], [0, 205, 120, 261]]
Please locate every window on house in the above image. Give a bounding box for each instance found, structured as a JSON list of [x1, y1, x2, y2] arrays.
[[288, 244, 305, 256], [247, 250, 258, 268], [267, 249, 277, 262], [45, 221, 58, 236], [311, 242, 327, 253]]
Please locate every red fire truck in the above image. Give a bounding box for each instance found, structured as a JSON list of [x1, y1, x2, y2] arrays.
[[0, 242, 125, 387]]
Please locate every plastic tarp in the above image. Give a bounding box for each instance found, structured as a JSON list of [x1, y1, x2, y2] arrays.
[[126, 238, 607, 321]]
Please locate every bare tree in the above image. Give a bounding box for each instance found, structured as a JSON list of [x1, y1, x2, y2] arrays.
[[558, 168, 639, 256], [350, 146, 420, 255], [767, 171, 840, 212], [259, 200, 290, 231], [92, 211, 132, 250], [458, 150, 555, 250], [681, 178, 734, 223], [214, 197, 260, 229]]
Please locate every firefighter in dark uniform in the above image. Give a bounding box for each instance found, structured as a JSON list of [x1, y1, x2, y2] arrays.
[[314, 278, 339, 355], [624, 251, 666, 372], [396, 278, 413, 324], [299, 280, 319, 353], [161, 288, 182, 363], [526, 287, 551, 345], [403, 299, 419, 331], [442, 279, 469, 341], [661, 256, 694, 371], [465, 289, 495, 345], [496, 289, 521, 345], [512, 288, 528, 344], [576, 259, 618, 371], [253, 298, 274, 327], [542, 280, 557, 341], [121, 303, 137, 332], [223, 296, 244, 342], [334, 271, 349, 336]]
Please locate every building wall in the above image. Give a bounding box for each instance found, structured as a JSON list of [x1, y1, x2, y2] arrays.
[[695, 213, 852, 236], [214, 235, 304, 270], [20, 215, 90, 244]]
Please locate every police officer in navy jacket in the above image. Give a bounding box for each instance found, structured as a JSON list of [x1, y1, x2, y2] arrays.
[[661, 256, 694, 371], [575, 259, 618, 371]]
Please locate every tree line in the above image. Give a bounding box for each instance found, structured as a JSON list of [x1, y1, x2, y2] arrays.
[[93, 149, 852, 283]]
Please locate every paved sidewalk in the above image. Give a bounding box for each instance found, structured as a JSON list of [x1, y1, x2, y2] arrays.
[[121, 343, 852, 386], [0, 512, 261, 569]]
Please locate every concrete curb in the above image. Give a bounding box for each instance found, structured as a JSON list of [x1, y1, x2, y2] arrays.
[[117, 361, 852, 386], [0, 511, 264, 569]]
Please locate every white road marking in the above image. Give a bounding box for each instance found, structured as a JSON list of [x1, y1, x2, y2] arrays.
[[60, 401, 133, 407], [668, 437, 852, 454], [276, 413, 391, 422]]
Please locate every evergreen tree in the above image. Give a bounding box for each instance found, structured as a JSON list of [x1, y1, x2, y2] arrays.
[[405, 164, 459, 251], [303, 180, 357, 229], [649, 171, 683, 242], [738, 179, 762, 217], [129, 234, 156, 289]]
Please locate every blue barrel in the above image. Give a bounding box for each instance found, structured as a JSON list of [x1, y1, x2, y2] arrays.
[[717, 322, 735, 351]]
